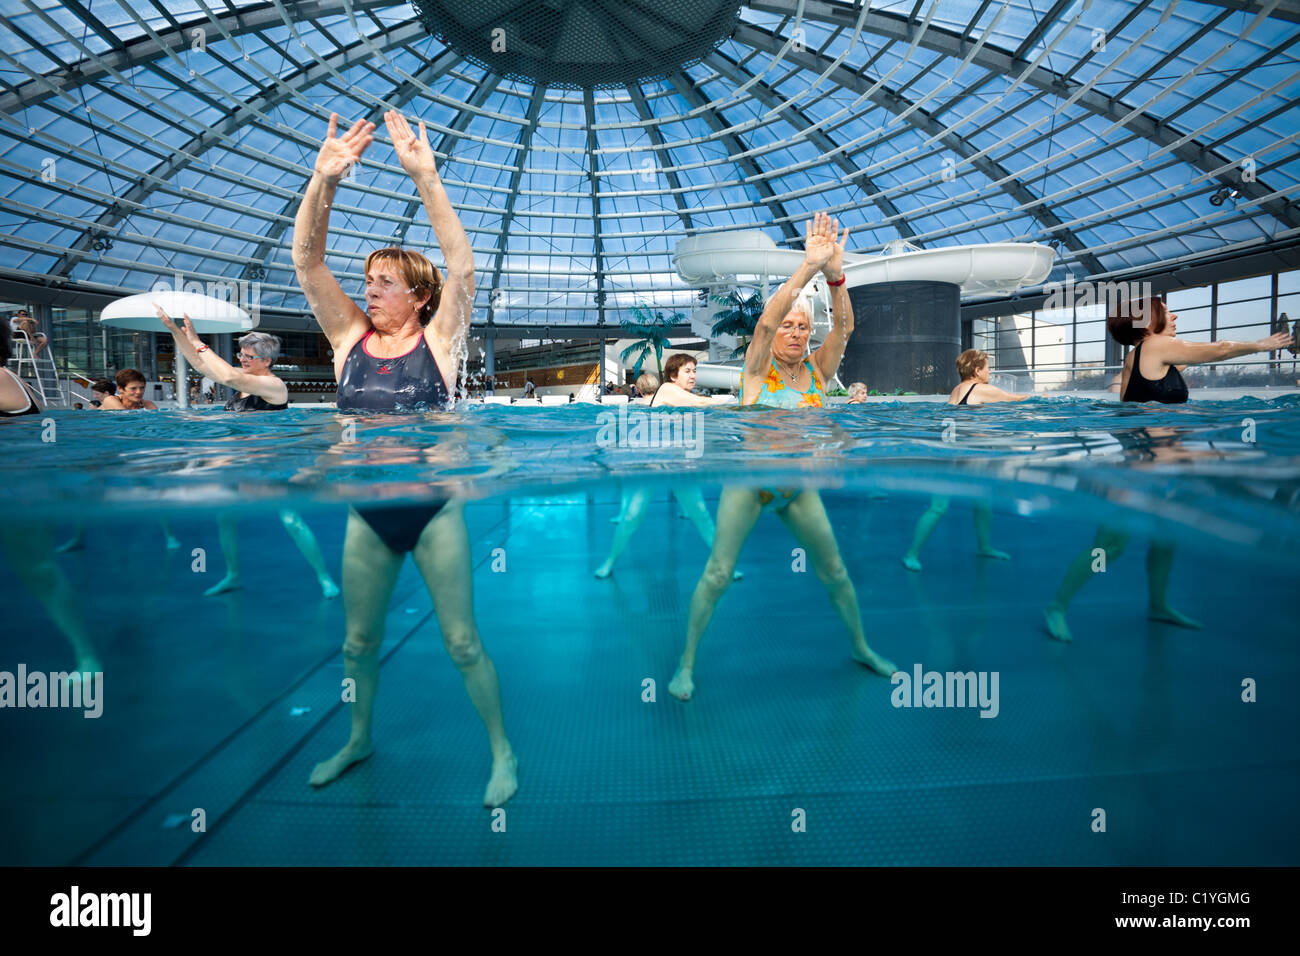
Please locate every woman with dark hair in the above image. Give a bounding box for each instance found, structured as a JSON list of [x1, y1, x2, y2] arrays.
[[1110, 297, 1290, 402], [1042, 298, 1293, 642], [293, 111, 517, 807], [89, 379, 116, 408], [648, 353, 736, 408], [99, 369, 157, 410], [0, 321, 43, 416], [595, 357, 739, 580]]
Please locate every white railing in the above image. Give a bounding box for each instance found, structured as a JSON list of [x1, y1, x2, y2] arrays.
[[6, 330, 60, 406]]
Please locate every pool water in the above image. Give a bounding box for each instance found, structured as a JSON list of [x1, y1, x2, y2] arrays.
[[2, 398, 1298, 865]]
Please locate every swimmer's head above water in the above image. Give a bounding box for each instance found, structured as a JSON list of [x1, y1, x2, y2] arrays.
[[956, 349, 991, 382], [115, 369, 147, 404], [1107, 296, 1175, 346], [237, 331, 281, 371], [772, 305, 814, 364], [663, 353, 697, 389], [363, 247, 442, 331]]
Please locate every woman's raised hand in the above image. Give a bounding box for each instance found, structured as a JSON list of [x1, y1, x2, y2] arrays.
[[154, 304, 205, 349], [178, 312, 203, 348], [1258, 330, 1293, 352], [154, 302, 178, 333], [314, 113, 375, 183], [385, 110, 438, 181], [803, 212, 838, 270], [825, 218, 850, 281]]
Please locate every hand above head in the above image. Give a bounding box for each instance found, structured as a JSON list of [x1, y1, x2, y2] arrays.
[[154, 304, 205, 350], [154, 302, 178, 333], [314, 113, 375, 184], [385, 110, 438, 181], [824, 218, 850, 282], [803, 211, 838, 271]]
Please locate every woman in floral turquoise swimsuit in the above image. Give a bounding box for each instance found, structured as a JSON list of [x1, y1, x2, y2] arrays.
[[669, 213, 898, 701]]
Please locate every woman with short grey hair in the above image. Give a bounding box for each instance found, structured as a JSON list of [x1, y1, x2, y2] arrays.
[[154, 304, 339, 600], [238, 331, 282, 364], [157, 308, 289, 411]]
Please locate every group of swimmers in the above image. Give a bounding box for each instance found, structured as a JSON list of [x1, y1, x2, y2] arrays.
[[2, 111, 1294, 809]]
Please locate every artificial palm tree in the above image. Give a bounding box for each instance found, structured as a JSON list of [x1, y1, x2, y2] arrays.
[[710, 289, 764, 359], [618, 303, 681, 380]]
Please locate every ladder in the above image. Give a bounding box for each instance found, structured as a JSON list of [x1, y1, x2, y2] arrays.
[[6, 330, 60, 407]]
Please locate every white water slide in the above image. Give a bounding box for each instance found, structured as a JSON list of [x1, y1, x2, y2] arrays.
[[673, 232, 1054, 390]]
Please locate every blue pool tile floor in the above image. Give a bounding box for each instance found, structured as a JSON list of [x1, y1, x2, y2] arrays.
[[2, 489, 1297, 865]]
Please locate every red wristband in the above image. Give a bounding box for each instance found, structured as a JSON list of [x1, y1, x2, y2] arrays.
[[827, 275, 846, 286]]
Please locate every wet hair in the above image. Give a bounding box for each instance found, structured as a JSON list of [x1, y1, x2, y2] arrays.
[[115, 368, 146, 389], [663, 353, 697, 385], [635, 372, 659, 397], [0, 321, 10, 365], [239, 331, 281, 362], [91, 378, 116, 396], [364, 247, 442, 326], [956, 349, 988, 380], [1107, 296, 1167, 346]]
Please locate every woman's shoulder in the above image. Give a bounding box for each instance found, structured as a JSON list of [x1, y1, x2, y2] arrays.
[[0, 367, 27, 403]]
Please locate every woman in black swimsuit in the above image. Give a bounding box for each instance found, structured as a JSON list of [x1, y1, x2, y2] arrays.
[[1043, 297, 1293, 642], [293, 111, 517, 808], [1113, 297, 1290, 402], [156, 308, 339, 599], [903, 349, 1028, 572], [158, 309, 289, 411]]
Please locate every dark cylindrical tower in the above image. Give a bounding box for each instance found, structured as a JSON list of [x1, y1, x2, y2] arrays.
[[840, 281, 961, 394]]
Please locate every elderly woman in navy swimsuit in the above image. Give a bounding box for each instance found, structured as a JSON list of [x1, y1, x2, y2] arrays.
[[293, 111, 517, 807]]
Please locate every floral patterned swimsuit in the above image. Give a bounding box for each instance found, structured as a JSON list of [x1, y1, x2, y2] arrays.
[[741, 357, 827, 511]]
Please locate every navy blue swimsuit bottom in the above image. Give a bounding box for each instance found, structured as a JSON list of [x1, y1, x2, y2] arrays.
[[353, 502, 448, 553]]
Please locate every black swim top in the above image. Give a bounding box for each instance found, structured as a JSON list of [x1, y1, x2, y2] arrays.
[[1122, 340, 1188, 404], [0, 368, 42, 417], [957, 382, 979, 406], [336, 330, 451, 412], [225, 390, 288, 412]]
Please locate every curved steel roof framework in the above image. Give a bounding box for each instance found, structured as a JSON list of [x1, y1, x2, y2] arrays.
[[0, 0, 1296, 328]]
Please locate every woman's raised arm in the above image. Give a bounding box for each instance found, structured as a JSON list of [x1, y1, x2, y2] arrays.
[[386, 110, 475, 346], [292, 114, 374, 350], [743, 213, 836, 378]]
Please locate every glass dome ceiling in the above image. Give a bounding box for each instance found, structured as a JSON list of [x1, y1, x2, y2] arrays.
[[0, 0, 1297, 330]]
